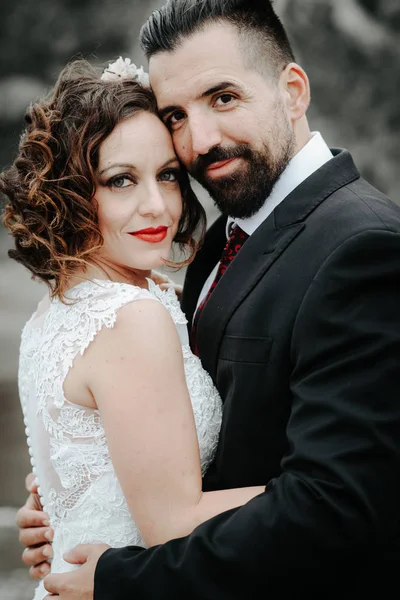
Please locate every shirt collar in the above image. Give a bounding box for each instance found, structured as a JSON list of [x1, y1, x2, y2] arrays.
[[227, 132, 333, 237]]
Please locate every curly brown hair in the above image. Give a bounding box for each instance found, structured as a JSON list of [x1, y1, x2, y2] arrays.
[[0, 59, 206, 300]]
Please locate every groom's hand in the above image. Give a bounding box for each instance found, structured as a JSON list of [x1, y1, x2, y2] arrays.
[[16, 473, 54, 579], [43, 543, 110, 599], [150, 270, 183, 300]]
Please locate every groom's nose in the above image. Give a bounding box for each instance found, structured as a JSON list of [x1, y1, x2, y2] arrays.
[[188, 112, 222, 157]]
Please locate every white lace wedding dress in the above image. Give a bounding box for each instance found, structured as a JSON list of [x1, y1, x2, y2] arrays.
[[18, 278, 222, 600]]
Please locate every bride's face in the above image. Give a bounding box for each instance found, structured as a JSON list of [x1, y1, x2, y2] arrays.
[[94, 111, 183, 273]]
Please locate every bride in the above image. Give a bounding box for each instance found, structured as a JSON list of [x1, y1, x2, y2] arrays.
[[0, 58, 264, 599]]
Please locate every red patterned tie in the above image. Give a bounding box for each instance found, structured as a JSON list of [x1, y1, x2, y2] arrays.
[[191, 223, 249, 355]]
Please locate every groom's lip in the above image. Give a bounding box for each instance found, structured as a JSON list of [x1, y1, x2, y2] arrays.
[[206, 158, 239, 176]]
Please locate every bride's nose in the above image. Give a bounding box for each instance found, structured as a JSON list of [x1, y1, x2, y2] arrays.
[[137, 181, 167, 218]]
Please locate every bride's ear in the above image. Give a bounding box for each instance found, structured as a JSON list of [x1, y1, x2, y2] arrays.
[[280, 63, 310, 122]]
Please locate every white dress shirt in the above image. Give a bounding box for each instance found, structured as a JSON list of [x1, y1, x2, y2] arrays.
[[194, 132, 333, 317]]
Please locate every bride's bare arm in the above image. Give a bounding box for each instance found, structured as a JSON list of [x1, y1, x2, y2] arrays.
[[84, 299, 264, 547]]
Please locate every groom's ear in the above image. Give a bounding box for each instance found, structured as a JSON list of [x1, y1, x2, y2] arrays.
[[280, 62, 310, 122]]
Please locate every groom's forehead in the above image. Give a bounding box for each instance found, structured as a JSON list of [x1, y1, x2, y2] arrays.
[[148, 25, 245, 103], [148, 22, 242, 78]]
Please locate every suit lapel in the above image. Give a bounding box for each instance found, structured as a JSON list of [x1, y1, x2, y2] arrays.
[[181, 214, 227, 327], [196, 218, 304, 378], [196, 148, 360, 380]]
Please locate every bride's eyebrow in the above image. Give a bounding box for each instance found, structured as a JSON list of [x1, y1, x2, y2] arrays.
[[99, 157, 180, 176], [98, 163, 135, 175]]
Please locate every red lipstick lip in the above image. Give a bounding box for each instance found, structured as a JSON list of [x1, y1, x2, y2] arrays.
[[128, 226, 169, 244], [130, 226, 168, 235]]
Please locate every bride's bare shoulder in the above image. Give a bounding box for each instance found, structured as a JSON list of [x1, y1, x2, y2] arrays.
[[85, 296, 178, 360]]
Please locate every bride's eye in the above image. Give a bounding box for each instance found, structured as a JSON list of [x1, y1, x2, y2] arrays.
[[158, 168, 180, 182], [108, 175, 134, 189]]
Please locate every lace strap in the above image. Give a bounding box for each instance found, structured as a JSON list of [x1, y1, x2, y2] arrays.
[[36, 280, 159, 413]]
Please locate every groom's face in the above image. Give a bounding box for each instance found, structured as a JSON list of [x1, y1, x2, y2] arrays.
[[149, 22, 296, 218]]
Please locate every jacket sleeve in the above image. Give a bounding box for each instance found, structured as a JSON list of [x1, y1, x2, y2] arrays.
[[94, 228, 400, 598]]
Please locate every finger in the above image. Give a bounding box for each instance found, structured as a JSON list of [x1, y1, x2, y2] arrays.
[[16, 503, 50, 528], [152, 272, 170, 285], [29, 561, 51, 580], [16, 492, 46, 515], [44, 573, 65, 594], [27, 492, 46, 512], [26, 472, 38, 493], [158, 283, 176, 291], [63, 543, 93, 565], [159, 283, 183, 298], [43, 573, 57, 593], [23, 543, 53, 567], [19, 524, 53, 547]]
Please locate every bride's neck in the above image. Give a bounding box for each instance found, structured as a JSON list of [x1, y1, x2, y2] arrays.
[[65, 260, 151, 291]]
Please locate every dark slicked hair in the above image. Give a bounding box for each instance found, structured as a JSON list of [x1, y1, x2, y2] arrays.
[[140, 0, 295, 78]]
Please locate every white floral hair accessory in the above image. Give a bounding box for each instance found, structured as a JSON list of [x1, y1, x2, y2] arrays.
[[100, 57, 150, 86]]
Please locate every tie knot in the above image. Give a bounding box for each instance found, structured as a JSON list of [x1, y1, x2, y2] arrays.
[[227, 223, 248, 245], [228, 221, 236, 237], [221, 223, 248, 265]]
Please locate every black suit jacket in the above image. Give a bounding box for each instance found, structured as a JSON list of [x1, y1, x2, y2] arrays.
[[95, 149, 400, 597]]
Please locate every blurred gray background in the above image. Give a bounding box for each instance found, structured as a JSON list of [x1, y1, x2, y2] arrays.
[[0, 0, 399, 597]]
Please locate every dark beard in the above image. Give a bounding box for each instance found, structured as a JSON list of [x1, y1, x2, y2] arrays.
[[189, 139, 295, 219]]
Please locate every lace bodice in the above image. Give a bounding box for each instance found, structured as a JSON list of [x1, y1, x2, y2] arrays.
[[18, 279, 222, 599]]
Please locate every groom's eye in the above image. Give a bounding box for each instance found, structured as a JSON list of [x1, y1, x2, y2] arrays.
[[167, 111, 186, 129], [215, 94, 235, 106]]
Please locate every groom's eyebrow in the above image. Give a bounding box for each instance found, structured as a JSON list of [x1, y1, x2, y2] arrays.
[[200, 81, 243, 98], [158, 81, 243, 119]]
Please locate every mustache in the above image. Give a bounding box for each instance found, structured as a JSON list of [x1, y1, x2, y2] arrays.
[[190, 144, 252, 175]]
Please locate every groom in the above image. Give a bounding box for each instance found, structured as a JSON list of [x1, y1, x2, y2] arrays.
[[20, 0, 400, 597]]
